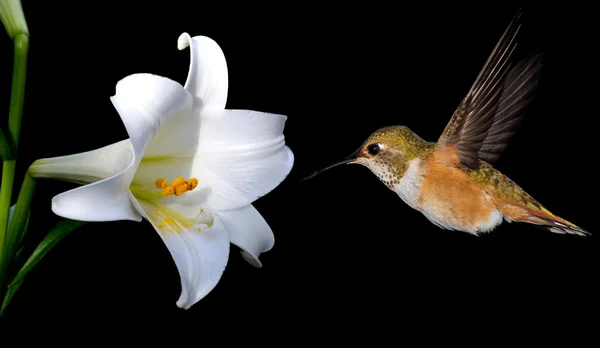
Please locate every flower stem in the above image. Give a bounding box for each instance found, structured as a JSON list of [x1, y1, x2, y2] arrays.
[[0, 23, 29, 299], [0, 129, 11, 161], [0, 160, 16, 270], [7, 33, 29, 152], [0, 171, 36, 297], [5, 172, 36, 254], [0, 31, 29, 249]]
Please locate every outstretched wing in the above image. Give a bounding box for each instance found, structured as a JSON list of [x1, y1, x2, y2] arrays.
[[478, 53, 543, 164], [437, 9, 543, 169]]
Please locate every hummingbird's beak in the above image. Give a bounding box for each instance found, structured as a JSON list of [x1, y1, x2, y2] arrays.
[[301, 149, 359, 182]]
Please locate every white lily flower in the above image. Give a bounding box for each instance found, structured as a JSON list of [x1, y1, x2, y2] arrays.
[[29, 33, 294, 309]]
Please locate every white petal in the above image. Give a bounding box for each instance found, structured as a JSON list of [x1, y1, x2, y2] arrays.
[[29, 140, 142, 222], [110, 73, 193, 169], [51, 180, 141, 222], [218, 204, 274, 268], [133, 198, 230, 309], [134, 109, 294, 211], [29, 140, 134, 185], [178, 33, 228, 110], [195, 109, 294, 210], [140, 107, 198, 159]]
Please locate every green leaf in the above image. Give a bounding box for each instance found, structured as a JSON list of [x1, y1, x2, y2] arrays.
[[8, 219, 87, 288], [6, 203, 29, 239], [0, 279, 21, 316], [7, 204, 16, 227]]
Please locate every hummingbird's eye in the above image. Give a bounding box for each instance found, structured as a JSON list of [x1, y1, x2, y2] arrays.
[[367, 143, 381, 156]]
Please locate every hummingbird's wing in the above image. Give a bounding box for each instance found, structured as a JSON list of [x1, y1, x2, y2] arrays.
[[478, 53, 543, 164], [437, 9, 543, 169]]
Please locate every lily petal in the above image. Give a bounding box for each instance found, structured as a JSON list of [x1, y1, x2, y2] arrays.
[[194, 109, 294, 210], [178, 33, 228, 110], [51, 179, 141, 222], [110, 73, 193, 170], [29, 140, 142, 222], [30, 139, 134, 185], [134, 109, 294, 211], [218, 204, 275, 268], [133, 198, 230, 309]]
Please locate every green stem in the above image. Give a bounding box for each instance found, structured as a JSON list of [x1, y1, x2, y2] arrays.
[[0, 161, 16, 293], [5, 172, 35, 253], [0, 161, 16, 258], [0, 129, 10, 161], [0, 30, 29, 297], [7, 33, 29, 152], [0, 171, 36, 293], [0, 32, 28, 252]]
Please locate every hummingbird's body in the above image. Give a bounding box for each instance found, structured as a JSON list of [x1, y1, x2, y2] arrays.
[[306, 9, 589, 237], [357, 126, 587, 236]]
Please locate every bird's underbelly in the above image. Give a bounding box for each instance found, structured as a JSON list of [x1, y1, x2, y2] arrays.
[[416, 191, 503, 235], [394, 159, 503, 235]]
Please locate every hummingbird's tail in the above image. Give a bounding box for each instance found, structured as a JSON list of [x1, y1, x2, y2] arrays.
[[529, 214, 590, 237], [500, 204, 590, 237]]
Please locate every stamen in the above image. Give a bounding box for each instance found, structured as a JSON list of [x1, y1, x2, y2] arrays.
[[155, 178, 168, 189], [174, 182, 189, 196], [160, 186, 175, 196], [171, 177, 186, 187], [157, 176, 199, 197]]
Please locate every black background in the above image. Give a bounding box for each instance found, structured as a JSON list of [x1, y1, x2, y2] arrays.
[[0, 1, 597, 336]]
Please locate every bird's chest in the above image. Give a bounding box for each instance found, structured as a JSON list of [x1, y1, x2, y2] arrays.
[[393, 159, 501, 234]]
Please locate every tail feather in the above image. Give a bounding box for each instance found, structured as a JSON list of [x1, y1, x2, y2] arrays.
[[500, 204, 590, 237], [533, 217, 590, 237]]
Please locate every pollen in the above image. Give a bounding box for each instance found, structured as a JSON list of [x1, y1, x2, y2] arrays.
[[155, 178, 168, 189], [187, 178, 198, 190], [160, 186, 175, 196], [174, 182, 189, 196], [157, 176, 199, 197], [171, 177, 186, 187]]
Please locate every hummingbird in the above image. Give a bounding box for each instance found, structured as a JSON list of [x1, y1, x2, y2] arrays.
[[305, 9, 589, 237]]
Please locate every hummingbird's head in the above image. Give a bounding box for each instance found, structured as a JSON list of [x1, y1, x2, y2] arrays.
[[303, 125, 433, 186]]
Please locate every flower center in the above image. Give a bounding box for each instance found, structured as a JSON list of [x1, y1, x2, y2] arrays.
[[130, 176, 214, 235]]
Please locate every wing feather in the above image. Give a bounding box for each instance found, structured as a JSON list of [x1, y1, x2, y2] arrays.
[[478, 54, 543, 163], [437, 9, 542, 169]]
